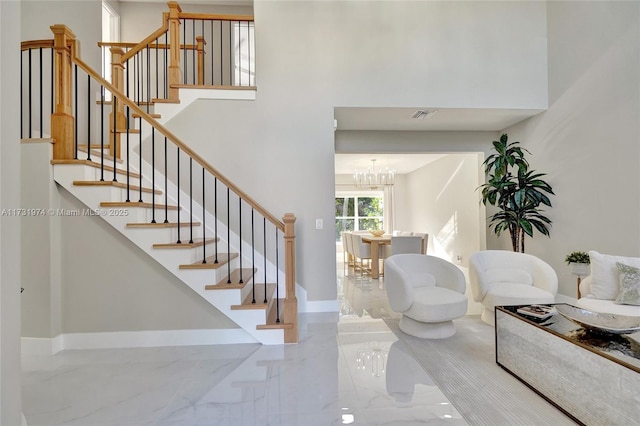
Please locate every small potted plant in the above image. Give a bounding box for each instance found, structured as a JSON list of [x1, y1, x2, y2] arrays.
[[565, 251, 590, 276]]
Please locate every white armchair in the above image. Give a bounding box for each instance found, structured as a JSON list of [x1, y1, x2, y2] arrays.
[[469, 250, 558, 325], [385, 254, 468, 338]]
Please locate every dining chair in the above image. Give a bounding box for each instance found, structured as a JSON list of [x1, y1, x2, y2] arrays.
[[412, 233, 429, 254], [384, 236, 423, 257], [352, 233, 372, 277]]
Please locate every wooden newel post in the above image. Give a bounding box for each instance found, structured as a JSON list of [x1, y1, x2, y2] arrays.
[[167, 1, 182, 101], [109, 47, 126, 158], [50, 25, 76, 160], [196, 36, 206, 85], [283, 213, 298, 343]]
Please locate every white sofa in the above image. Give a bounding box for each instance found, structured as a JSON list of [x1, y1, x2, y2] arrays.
[[575, 251, 640, 316]]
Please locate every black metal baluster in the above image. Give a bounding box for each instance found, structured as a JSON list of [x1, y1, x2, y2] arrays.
[[125, 105, 130, 202], [251, 208, 255, 304], [74, 64, 78, 159], [176, 147, 181, 244], [28, 49, 31, 138], [86, 75, 91, 161], [210, 21, 214, 85], [20, 51, 23, 139], [214, 177, 218, 263], [100, 85, 105, 181], [227, 187, 231, 283], [164, 136, 168, 223], [39, 48, 43, 137], [275, 227, 280, 323], [155, 39, 159, 101], [138, 117, 143, 202], [189, 158, 193, 244], [192, 19, 196, 85], [112, 96, 118, 182], [202, 168, 207, 264], [249, 22, 253, 86], [263, 217, 267, 303], [238, 197, 243, 284], [151, 129, 156, 223], [147, 45, 151, 113], [219, 21, 223, 85], [229, 22, 232, 86], [183, 18, 187, 83]]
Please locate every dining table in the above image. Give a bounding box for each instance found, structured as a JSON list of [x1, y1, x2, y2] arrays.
[[360, 234, 392, 279]]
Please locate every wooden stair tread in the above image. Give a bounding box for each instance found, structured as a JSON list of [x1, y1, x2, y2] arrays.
[[21, 137, 55, 144], [73, 180, 161, 194], [111, 128, 141, 134], [179, 253, 238, 270], [231, 282, 274, 310], [126, 221, 200, 228], [205, 268, 255, 290], [170, 84, 257, 91], [151, 98, 180, 104], [153, 237, 218, 249], [132, 113, 161, 119], [77, 146, 123, 164], [101, 201, 180, 210], [53, 159, 140, 178], [257, 298, 293, 329]]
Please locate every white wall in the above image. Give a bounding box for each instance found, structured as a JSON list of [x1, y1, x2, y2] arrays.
[[168, 1, 547, 303], [21, 1, 102, 70], [405, 153, 483, 267], [501, 1, 640, 297], [1, 1, 22, 423]]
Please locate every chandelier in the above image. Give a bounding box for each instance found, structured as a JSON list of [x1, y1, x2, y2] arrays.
[[353, 159, 395, 190]]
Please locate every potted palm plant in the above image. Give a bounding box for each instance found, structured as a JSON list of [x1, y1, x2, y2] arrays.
[[479, 134, 555, 252], [565, 251, 590, 276]]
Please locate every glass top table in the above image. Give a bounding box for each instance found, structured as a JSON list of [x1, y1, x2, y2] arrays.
[[495, 304, 640, 425], [498, 304, 640, 373]]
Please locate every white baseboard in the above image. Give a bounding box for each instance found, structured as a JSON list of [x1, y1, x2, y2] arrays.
[[22, 329, 256, 354]]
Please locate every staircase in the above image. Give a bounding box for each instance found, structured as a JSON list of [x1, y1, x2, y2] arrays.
[[20, 4, 298, 345]]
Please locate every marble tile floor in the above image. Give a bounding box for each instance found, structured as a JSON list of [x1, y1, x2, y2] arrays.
[[20, 263, 464, 425], [22, 314, 465, 425]]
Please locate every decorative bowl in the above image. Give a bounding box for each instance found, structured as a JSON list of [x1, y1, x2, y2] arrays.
[[369, 230, 385, 237], [555, 304, 640, 334]]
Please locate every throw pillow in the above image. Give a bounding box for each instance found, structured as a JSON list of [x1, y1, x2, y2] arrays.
[[615, 262, 640, 306], [588, 251, 640, 300]]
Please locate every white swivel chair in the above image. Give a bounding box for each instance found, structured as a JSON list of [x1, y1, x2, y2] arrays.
[[385, 254, 468, 338], [469, 250, 558, 326]]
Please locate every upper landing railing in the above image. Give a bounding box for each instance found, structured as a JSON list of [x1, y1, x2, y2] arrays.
[[100, 1, 255, 110]]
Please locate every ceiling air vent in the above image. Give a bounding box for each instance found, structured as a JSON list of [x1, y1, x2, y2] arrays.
[[411, 110, 438, 120]]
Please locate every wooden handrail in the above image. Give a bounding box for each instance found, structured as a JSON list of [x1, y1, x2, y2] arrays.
[[70, 51, 285, 231], [21, 39, 54, 50], [98, 41, 196, 51], [178, 12, 254, 22], [121, 18, 169, 63]]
